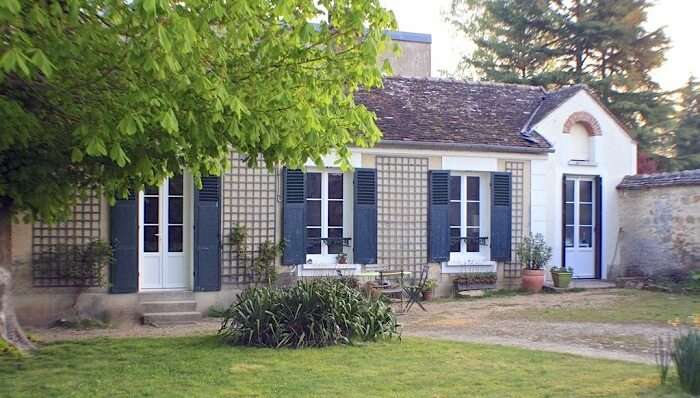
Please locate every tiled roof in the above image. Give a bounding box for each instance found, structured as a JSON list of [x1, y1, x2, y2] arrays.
[[529, 85, 585, 127], [356, 77, 553, 152], [618, 169, 700, 190]]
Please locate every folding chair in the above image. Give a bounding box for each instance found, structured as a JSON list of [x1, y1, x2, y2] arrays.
[[404, 265, 430, 312]]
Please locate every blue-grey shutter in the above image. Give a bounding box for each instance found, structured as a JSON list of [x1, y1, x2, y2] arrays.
[[594, 175, 602, 279], [282, 168, 305, 265], [561, 175, 567, 268], [194, 176, 221, 291], [490, 172, 512, 261], [354, 168, 377, 264], [110, 193, 138, 293], [428, 171, 450, 262]]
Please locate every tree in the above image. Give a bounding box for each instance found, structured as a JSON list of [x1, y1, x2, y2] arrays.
[[448, 0, 673, 156], [0, 0, 396, 350], [671, 77, 700, 170]]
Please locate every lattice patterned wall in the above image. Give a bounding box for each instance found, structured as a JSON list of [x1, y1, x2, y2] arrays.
[[503, 161, 525, 280], [32, 192, 102, 287], [376, 156, 429, 272], [221, 153, 278, 284]]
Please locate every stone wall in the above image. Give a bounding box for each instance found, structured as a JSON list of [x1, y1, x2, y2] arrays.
[[379, 40, 431, 78], [617, 185, 700, 277]]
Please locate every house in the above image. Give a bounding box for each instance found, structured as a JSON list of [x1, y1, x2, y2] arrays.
[[9, 31, 637, 325]]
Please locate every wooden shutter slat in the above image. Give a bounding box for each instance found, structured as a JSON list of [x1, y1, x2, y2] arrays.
[[282, 168, 306, 265], [354, 168, 377, 264], [194, 176, 221, 291], [594, 175, 602, 279], [490, 172, 512, 261], [428, 170, 450, 262]]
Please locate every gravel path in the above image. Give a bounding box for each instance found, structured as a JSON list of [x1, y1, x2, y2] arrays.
[[399, 289, 676, 364], [28, 289, 677, 365]]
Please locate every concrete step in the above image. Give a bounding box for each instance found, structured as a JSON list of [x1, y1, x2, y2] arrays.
[[138, 291, 194, 302], [142, 311, 202, 325], [141, 300, 197, 313]]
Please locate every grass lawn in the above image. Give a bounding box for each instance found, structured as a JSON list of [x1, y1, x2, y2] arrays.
[[513, 290, 700, 325], [0, 336, 687, 397]]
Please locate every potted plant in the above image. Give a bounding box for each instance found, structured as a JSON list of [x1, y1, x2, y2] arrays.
[[422, 279, 438, 301], [516, 233, 552, 292], [550, 266, 574, 288]]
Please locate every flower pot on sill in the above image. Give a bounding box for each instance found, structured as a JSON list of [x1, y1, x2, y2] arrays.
[[422, 290, 433, 301], [551, 271, 573, 288], [521, 269, 545, 292]]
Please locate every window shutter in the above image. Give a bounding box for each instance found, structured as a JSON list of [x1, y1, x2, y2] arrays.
[[490, 172, 512, 261], [594, 175, 602, 279], [354, 168, 377, 264], [110, 193, 138, 293], [428, 170, 450, 262], [282, 168, 306, 265], [194, 176, 221, 291], [561, 175, 567, 268]]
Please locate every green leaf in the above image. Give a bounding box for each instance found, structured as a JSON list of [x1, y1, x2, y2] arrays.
[[117, 115, 138, 136], [30, 49, 55, 78], [109, 143, 129, 167], [85, 135, 107, 156], [160, 109, 179, 133], [70, 148, 83, 162], [0, 0, 21, 15], [0, 48, 18, 73], [142, 0, 156, 14]]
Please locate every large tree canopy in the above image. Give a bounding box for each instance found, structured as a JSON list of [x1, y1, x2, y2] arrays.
[[671, 77, 700, 170], [0, 0, 396, 222], [448, 0, 673, 157]]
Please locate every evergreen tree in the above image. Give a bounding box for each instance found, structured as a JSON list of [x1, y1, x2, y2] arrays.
[[672, 77, 700, 170], [448, 0, 673, 156]]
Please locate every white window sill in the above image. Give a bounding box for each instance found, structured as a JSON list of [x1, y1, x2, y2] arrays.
[[296, 263, 362, 276], [568, 160, 598, 167], [442, 260, 497, 274]]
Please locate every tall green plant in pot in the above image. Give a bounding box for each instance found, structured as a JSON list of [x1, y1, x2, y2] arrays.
[[516, 233, 552, 292]]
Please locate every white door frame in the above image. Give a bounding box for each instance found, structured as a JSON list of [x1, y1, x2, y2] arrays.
[[138, 174, 193, 291], [564, 176, 596, 279]]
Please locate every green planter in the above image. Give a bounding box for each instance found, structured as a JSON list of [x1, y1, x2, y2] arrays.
[[551, 271, 573, 288]]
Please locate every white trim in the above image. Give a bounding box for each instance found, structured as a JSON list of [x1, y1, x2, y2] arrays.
[[442, 156, 498, 172], [296, 263, 362, 277], [304, 152, 362, 168], [441, 261, 497, 274]]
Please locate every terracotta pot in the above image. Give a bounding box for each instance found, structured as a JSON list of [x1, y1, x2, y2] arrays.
[[422, 290, 433, 301], [521, 269, 545, 292]]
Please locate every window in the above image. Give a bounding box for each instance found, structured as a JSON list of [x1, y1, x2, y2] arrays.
[[449, 175, 482, 254], [565, 178, 594, 249], [569, 123, 592, 161], [305, 171, 345, 260]]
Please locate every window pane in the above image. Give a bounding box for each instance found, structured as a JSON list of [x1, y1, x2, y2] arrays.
[[306, 173, 321, 199], [168, 197, 183, 224], [565, 226, 574, 247], [305, 200, 321, 227], [145, 185, 159, 195], [327, 228, 343, 254], [580, 180, 593, 202], [467, 228, 480, 252], [467, 202, 480, 227], [565, 203, 574, 225], [467, 177, 480, 201], [328, 173, 343, 199], [168, 226, 183, 252], [579, 203, 592, 226], [579, 226, 593, 248], [144, 197, 159, 224], [449, 176, 461, 201], [450, 228, 461, 253], [168, 175, 183, 195], [144, 226, 159, 252], [328, 201, 343, 227], [449, 202, 461, 227], [565, 180, 574, 202], [306, 228, 321, 254]]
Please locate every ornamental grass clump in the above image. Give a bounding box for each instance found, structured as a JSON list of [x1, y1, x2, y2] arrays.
[[672, 329, 700, 395], [218, 279, 398, 348]]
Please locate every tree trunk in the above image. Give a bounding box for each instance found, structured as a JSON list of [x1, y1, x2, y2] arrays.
[[0, 203, 35, 352]]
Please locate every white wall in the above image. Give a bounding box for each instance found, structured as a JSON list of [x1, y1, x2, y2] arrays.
[[531, 90, 637, 278]]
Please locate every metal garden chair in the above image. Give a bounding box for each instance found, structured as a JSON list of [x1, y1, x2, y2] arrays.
[[403, 265, 430, 313]]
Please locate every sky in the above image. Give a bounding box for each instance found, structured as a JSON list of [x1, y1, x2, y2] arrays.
[[380, 0, 700, 91]]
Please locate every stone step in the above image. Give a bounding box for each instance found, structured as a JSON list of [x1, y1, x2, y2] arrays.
[[138, 291, 194, 302], [141, 300, 197, 313], [142, 311, 202, 325]]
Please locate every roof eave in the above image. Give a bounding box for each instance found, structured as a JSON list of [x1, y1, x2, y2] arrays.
[[377, 139, 554, 154]]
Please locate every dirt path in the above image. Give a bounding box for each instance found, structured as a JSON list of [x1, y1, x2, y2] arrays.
[[399, 289, 675, 364]]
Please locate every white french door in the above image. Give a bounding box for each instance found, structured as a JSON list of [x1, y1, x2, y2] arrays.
[[139, 174, 192, 290], [564, 177, 596, 278]]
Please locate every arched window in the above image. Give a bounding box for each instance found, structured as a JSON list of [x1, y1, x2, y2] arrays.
[[563, 112, 601, 162]]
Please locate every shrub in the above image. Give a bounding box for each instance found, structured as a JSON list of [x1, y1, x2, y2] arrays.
[[516, 233, 552, 270], [218, 279, 398, 348], [672, 329, 700, 395]]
